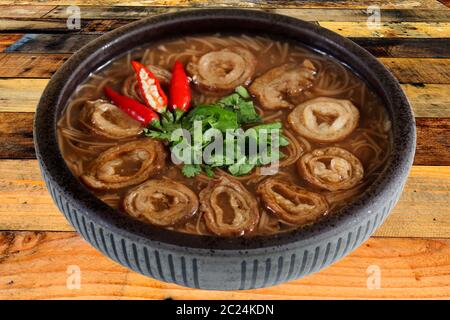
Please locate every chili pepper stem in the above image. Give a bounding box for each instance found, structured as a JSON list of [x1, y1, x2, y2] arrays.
[[161, 110, 175, 123], [150, 119, 162, 130], [174, 109, 185, 122]]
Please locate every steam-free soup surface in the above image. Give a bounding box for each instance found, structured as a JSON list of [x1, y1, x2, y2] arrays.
[[58, 34, 392, 237]]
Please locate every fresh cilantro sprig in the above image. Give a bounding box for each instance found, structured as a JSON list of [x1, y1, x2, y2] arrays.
[[144, 86, 289, 178]]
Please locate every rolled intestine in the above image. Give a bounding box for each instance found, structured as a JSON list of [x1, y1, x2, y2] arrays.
[[79, 100, 143, 139], [257, 177, 329, 225], [187, 47, 256, 95], [123, 178, 199, 227], [288, 97, 359, 143], [297, 147, 364, 191], [81, 138, 166, 190], [249, 60, 316, 110], [279, 129, 311, 167], [199, 177, 259, 236]]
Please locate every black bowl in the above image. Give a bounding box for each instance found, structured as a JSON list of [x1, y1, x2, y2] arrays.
[[34, 9, 415, 290]]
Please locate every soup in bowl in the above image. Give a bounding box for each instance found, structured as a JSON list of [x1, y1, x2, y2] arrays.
[[34, 9, 415, 290]]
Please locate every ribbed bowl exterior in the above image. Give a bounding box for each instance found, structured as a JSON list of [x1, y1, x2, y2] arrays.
[[41, 165, 404, 290]]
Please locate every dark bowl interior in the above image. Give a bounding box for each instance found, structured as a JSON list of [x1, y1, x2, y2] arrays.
[[34, 9, 416, 251]]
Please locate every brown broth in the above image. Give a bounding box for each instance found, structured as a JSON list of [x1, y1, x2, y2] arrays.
[[57, 34, 392, 237]]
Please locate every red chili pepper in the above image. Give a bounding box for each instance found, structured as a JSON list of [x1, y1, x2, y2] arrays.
[[103, 86, 161, 128], [169, 61, 192, 120], [131, 61, 168, 113]]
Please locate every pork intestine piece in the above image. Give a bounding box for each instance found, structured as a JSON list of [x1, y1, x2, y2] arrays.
[[199, 177, 259, 236], [257, 178, 328, 225], [297, 147, 364, 191], [187, 47, 256, 95], [81, 138, 166, 190], [288, 97, 359, 143], [123, 178, 199, 227], [249, 60, 316, 110], [80, 100, 142, 138]]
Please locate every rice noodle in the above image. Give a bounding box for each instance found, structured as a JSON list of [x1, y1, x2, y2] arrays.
[[261, 111, 282, 122]]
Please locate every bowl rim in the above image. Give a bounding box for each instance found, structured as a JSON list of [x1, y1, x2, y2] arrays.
[[34, 9, 416, 251]]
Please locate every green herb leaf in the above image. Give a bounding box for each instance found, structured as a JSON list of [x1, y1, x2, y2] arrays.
[[236, 100, 260, 124], [202, 165, 215, 178], [144, 87, 290, 178], [143, 128, 172, 140], [235, 86, 250, 99], [228, 157, 255, 176], [252, 122, 282, 131], [183, 105, 239, 132], [182, 164, 202, 178], [217, 87, 260, 125]]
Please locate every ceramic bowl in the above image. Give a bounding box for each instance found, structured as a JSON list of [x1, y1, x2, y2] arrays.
[[34, 9, 416, 290]]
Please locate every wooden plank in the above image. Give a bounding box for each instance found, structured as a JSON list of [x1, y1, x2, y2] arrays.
[[376, 166, 450, 238], [0, 5, 55, 18], [415, 118, 450, 166], [402, 84, 450, 117], [0, 18, 74, 33], [0, 78, 47, 112], [0, 113, 34, 159], [274, 8, 450, 22], [3, 34, 449, 58], [0, 33, 21, 52], [2, 19, 450, 38], [0, 53, 69, 78], [0, 18, 129, 33], [3, 34, 98, 53], [0, 1, 446, 9], [44, 5, 187, 20], [1, 53, 448, 84], [0, 78, 448, 117], [414, 118, 450, 165], [0, 232, 448, 299], [0, 160, 71, 231], [81, 20, 450, 39], [81, 19, 129, 33], [13, 33, 450, 57], [0, 161, 448, 238], [43, 6, 450, 22], [379, 57, 450, 84], [320, 21, 450, 38], [354, 38, 450, 58]]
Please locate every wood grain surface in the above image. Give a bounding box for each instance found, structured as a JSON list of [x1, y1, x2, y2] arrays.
[[0, 6, 54, 18], [0, 53, 69, 78], [0, 1, 448, 300], [3, 34, 449, 58], [0, 232, 449, 299], [0, 1, 447, 9], [379, 58, 450, 83]]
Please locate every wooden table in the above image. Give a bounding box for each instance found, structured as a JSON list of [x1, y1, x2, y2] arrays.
[[0, 0, 449, 300]]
